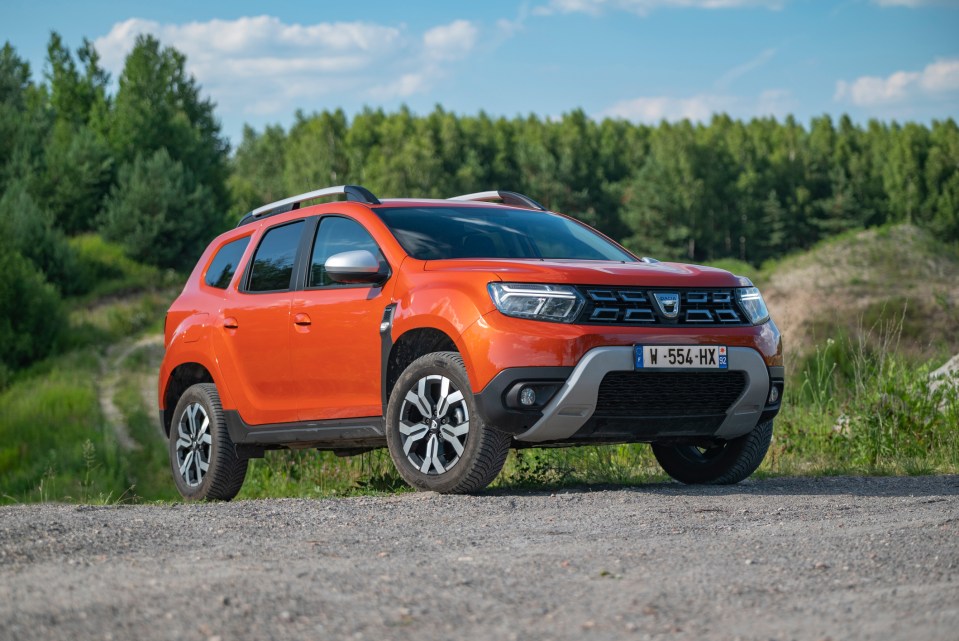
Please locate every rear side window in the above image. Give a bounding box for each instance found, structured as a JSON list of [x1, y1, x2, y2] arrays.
[[247, 221, 304, 292], [204, 237, 250, 289], [309, 216, 387, 287]]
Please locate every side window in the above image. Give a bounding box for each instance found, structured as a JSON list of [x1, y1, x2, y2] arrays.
[[309, 217, 387, 287], [247, 221, 305, 292], [204, 236, 250, 289]]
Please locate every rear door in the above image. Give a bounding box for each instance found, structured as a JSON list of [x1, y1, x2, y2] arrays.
[[291, 215, 393, 420], [216, 219, 307, 425]]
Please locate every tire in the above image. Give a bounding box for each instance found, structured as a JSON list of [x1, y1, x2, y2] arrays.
[[168, 383, 248, 501], [385, 352, 511, 493], [652, 420, 773, 485]]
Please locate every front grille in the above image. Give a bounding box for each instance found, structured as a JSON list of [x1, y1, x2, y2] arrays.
[[593, 371, 747, 418], [576, 287, 747, 326]]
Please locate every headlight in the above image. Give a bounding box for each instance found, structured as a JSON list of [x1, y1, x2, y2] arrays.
[[736, 287, 770, 325], [488, 283, 584, 323]]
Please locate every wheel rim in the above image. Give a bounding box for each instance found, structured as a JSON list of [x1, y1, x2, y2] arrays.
[[175, 403, 212, 487], [398, 374, 470, 475]]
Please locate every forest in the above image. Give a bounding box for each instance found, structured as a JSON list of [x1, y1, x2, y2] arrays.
[[2, 32, 958, 380]]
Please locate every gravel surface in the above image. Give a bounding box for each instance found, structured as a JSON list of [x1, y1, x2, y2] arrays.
[[1, 476, 957, 641]]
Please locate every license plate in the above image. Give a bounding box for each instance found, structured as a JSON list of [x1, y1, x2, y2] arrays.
[[634, 345, 728, 369]]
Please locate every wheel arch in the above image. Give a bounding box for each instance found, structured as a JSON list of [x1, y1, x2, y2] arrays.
[[161, 362, 216, 436], [384, 327, 463, 415]]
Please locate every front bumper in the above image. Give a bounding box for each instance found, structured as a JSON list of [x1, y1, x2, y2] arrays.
[[476, 346, 783, 444]]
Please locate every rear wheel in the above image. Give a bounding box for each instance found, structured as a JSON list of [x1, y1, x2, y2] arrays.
[[385, 352, 511, 493], [652, 420, 773, 485], [168, 383, 248, 501]]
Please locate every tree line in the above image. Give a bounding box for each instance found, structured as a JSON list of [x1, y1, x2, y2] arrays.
[[0, 33, 227, 372], [1, 32, 958, 374], [233, 107, 959, 263]]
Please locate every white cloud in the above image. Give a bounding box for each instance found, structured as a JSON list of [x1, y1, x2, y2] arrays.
[[93, 16, 479, 120], [94, 17, 402, 77], [369, 72, 433, 100], [534, 0, 784, 16], [600, 89, 793, 122], [601, 94, 731, 121], [835, 58, 959, 106], [423, 20, 478, 61]]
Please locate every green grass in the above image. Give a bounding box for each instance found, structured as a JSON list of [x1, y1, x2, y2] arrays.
[[0, 351, 127, 503], [69, 234, 182, 301], [770, 318, 959, 476], [2, 226, 957, 503], [113, 376, 179, 501], [4, 309, 956, 504]]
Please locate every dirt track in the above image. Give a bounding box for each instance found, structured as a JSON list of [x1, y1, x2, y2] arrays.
[[1, 476, 957, 641]]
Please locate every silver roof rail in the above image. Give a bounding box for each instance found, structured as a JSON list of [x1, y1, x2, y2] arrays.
[[449, 190, 546, 211], [238, 185, 380, 227]]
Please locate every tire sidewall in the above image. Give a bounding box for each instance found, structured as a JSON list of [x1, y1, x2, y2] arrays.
[[385, 353, 487, 493], [168, 385, 221, 500], [652, 420, 773, 485]]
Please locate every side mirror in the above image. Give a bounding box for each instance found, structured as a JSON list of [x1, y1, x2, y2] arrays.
[[324, 250, 388, 284]]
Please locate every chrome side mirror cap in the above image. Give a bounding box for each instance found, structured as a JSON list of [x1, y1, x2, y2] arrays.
[[324, 250, 388, 284]]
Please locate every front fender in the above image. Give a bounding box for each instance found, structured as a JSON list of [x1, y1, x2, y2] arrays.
[[390, 266, 499, 391]]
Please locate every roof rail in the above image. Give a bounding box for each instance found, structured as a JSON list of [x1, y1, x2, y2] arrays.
[[448, 190, 546, 211], [237, 185, 380, 227]]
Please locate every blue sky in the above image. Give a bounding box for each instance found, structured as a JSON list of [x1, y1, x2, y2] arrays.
[[2, 0, 958, 145]]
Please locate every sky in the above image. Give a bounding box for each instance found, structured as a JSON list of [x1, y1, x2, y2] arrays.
[[2, 0, 958, 145]]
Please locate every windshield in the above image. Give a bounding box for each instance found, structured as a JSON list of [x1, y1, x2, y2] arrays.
[[374, 206, 636, 262]]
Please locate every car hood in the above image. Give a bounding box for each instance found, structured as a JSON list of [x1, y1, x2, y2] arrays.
[[422, 259, 750, 288]]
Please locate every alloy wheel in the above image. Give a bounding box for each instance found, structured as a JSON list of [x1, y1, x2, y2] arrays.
[[398, 374, 470, 475], [175, 402, 212, 487]]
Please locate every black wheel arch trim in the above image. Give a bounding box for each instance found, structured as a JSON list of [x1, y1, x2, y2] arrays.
[[380, 303, 398, 415]]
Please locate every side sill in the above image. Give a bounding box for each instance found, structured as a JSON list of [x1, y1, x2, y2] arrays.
[[224, 410, 386, 451]]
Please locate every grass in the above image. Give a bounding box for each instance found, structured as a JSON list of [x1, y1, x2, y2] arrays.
[[4, 318, 956, 504], [771, 314, 959, 476], [0, 351, 127, 503], [2, 226, 957, 504]]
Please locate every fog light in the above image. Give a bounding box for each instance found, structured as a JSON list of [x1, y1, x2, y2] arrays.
[[519, 387, 536, 406], [768, 385, 780, 404]]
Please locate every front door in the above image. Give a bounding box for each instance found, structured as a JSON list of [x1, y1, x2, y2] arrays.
[[291, 215, 393, 421]]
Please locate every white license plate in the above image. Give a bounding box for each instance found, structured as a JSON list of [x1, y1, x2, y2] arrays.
[[634, 345, 728, 369]]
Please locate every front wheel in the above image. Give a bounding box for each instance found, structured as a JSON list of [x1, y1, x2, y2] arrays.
[[385, 352, 511, 493], [652, 420, 773, 485]]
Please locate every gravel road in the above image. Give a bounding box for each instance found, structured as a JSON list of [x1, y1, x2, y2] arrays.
[[1, 476, 957, 641]]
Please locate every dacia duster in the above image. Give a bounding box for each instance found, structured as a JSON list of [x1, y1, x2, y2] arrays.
[[159, 185, 783, 499]]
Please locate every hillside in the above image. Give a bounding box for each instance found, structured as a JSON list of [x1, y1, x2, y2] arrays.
[[761, 224, 959, 361]]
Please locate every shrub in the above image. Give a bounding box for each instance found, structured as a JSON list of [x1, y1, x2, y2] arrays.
[[0, 249, 65, 370]]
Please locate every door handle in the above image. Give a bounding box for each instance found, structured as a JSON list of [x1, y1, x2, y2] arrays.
[[293, 313, 312, 326], [223, 317, 239, 330]]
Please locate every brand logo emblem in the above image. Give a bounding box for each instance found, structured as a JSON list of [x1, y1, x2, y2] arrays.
[[653, 292, 681, 319]]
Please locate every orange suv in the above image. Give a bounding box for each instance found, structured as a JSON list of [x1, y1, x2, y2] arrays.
[[159, 185, 783, 499]]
